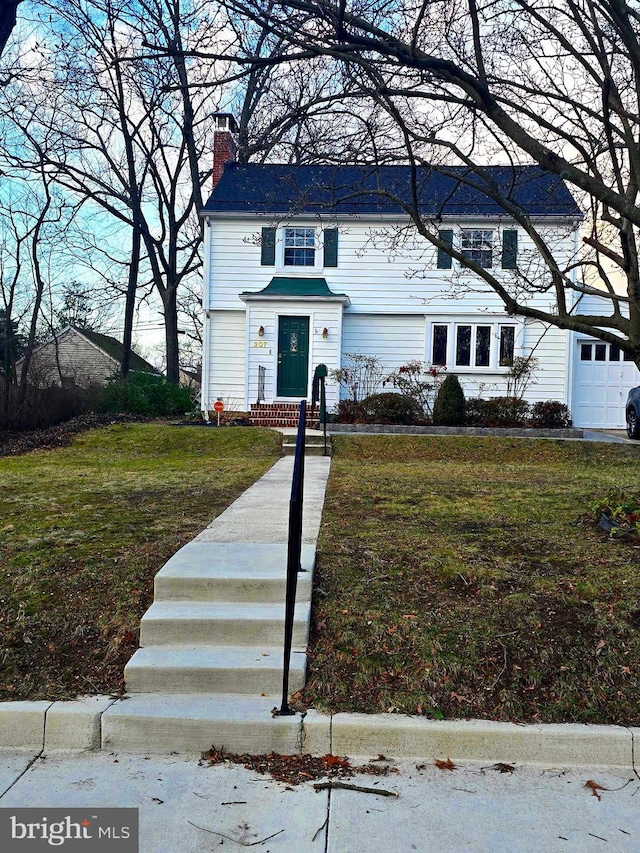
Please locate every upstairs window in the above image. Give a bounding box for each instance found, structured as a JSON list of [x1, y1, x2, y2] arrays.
[[284, 227, 315, 266], [461, 229, 494, 268]]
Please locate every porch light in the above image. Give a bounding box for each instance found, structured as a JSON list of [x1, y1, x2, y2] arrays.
[[258, 325, 265, 337], [322, 327, 329, 338]]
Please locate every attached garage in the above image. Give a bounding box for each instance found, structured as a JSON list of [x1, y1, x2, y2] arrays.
[[572, 338, 640, 428]]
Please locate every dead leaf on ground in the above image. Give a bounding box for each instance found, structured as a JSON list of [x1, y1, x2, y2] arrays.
[[322, 754, 351, 769], [584, 780, 607, 800], [450, 692, 470, 704], [435, 758, 457, 771]]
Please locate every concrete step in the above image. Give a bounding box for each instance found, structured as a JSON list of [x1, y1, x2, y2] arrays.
[[139, 601, 311, 647], [124, 645, 306, 694], [101, 693, 307, 754], [251, 418, 319, 428], [154, 542, 315, 602], [282, 442, 329, 456]]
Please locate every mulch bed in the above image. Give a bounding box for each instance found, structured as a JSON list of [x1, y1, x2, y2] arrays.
[[0, 413, 147, 457], [200, 747, 397, 785]]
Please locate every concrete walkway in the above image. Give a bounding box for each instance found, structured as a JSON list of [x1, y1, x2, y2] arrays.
[[2, 431, 640, 851], [0, 750, 637, 852]]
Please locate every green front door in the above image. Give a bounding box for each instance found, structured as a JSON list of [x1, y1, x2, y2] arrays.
[[277, 316, 309, 397]]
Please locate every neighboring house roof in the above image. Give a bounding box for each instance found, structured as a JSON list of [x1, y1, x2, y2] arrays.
[[74, 327, 156, 373], [18, 326, 157, 375], [202, 163, 582, 218]]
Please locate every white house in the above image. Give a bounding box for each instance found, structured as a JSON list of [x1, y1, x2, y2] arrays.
[[200, 115, 639, 428]]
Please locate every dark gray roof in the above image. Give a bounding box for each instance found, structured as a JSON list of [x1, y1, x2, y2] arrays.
[[75, 327, 156, 373], [202, 163, 582, 218]]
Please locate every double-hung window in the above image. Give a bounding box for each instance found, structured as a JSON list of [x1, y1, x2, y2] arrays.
[[284, 227, 315, 266], [431, 322, 516, 369], [461, 229, 494, 268]]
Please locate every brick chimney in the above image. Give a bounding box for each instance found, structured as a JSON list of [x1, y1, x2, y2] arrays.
[[212, 113, 238, 188]]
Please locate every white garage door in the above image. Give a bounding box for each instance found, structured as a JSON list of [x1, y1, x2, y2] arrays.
[[573, 339, 640, 428]]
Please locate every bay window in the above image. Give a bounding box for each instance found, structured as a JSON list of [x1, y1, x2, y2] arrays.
[[430, 322, 517, 369]]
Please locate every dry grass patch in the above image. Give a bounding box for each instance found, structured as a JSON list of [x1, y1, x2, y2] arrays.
[[0, 423, 280, 700], [299, 436, 640, 724]]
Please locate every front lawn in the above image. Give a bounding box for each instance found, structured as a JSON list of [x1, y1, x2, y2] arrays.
[[300, 436, 640, 724], [0, 424, 280, 700]]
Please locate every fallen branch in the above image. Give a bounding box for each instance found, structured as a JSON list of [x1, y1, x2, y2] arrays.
[[313, 781, 398, 797], [188, 822, 284, 846], [312, 816, 328, 842]]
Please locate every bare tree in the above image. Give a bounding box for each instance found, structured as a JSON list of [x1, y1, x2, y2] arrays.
[[1, 0, 229, 383], [214, 0, 640, 365]]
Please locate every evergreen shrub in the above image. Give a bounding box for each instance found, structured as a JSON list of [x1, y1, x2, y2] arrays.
[[98, 372, 191, 417], [432, 375, 466, 425]]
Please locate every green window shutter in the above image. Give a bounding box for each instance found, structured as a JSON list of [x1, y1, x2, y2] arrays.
[[261, 227, 276, 265], [323, 228, 338, 267], [502, 229, 518, 269], [437, 229, 453, 269]]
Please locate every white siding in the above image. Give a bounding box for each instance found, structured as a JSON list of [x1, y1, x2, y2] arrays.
[[340, 314, 566, 405], [341, 313, 425, 372], [203, 214, 580, 408], [207, 217, 576, 316], [521, 323, 568, 403], [205, 310, 246, 411]]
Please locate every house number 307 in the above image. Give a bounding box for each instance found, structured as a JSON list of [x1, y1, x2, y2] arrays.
[[253, 341, 267, 348]]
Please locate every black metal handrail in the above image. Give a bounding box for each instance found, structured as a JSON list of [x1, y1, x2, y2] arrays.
[[312, 363, 328, 456], [273, 398, 306, 716]]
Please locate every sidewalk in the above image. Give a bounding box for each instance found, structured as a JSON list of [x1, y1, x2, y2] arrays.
[[0, 750, 636, 852]]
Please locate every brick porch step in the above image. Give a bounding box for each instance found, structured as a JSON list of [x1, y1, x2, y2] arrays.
[[249, 402, 320, 428]]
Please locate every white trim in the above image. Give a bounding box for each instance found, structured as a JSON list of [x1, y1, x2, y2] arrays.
[[243, 305, 251, 411], [201, 219, 212, 416], [240, 293, 350, 305], [201, 211, 581, 225], [565, 221, 581, 416]]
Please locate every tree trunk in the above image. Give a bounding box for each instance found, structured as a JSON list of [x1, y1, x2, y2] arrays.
[[121, 219, 141, 378], [164, 285, 180, 384]]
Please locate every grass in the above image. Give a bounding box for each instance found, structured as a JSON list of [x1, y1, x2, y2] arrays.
[[0, 423, 280, 701], [298, 435, 640, 725]]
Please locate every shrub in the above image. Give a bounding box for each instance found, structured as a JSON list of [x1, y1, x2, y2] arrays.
[[98, 372, 191, 417], [334, 399, 367, 423], [382, 361, 446, 420], [360, 392, 423, 424], [470, 396, 530, 427], [505, 356, 539, 398], [330, 353, 385, 402], [464, 398, 486, 426], [432, 375, 465, 426], [529, 401, 572, 428]]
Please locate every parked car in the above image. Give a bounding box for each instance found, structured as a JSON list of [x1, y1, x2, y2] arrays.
[[626, 386, 640, 438]]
